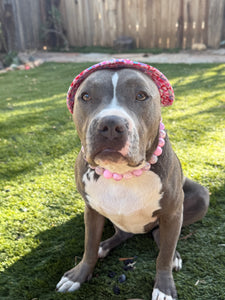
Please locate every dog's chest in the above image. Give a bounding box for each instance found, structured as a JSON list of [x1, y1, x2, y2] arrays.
[[83, 170, 163, 233]]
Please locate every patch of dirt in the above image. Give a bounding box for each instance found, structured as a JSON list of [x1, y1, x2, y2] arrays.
[[19, 49, 225, 64]]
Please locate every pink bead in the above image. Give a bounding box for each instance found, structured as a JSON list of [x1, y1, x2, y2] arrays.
[[158, 137, 165, 147], [95, 166, 104, 175], [159, 129, 166, 138], [160, 122, 165, 130], [132, 169, 143, 177], [149, 154, 158, 164], [112, 173, 123, 181], [123, 172, 133, 179], [154, 146, 162, 156], [142, 162, 151, 171], [103, 169, 113, 179]]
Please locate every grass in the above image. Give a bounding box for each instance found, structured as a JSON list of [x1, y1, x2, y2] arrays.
[[0, 62, 225, 300]]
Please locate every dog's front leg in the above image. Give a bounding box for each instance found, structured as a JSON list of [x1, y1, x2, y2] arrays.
[[56, 204, 105, 292], [152, 205, 183, 300]]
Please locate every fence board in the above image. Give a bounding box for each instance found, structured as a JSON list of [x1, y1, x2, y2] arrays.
[[185, 0, 194, 49], [60, 0, 77, 46], [155, 0, 161, 47], [203, 0, 209, 46], [107, 0, 117, 46], [208, 0, 225, 48], [116, 0, 124, 38], [84, 0, 93, 46], [138, 0, 148, 48], [126, 0, 138, 46], [99, 0, 106, 46], [77, 0, 86, 46], [196, 0, 205, 43], [145, 0, 154, 48], [169, 0, 180, 48], [160, 0, 168, 49], [222, 2, 225, 41]]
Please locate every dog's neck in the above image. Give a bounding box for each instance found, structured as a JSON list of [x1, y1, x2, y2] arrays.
[[83, 121, 166, 181]]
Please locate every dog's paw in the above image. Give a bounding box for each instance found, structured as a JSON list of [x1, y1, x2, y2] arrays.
[[153, 271, 177, 300], [56, 276, 80, 292], [172, 251, 182, 271], [56, 262, 93, 293], [152, 288, 175, 300], [98, 246, 110, 258]]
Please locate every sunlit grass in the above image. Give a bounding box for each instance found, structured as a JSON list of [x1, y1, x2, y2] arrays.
[[0, 63, 224, 300]]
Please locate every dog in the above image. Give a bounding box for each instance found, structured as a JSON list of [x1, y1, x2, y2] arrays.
[[56, 59, 209, 299]]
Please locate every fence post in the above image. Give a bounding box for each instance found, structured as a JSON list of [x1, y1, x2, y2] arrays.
[[177, 0, 184, 48]]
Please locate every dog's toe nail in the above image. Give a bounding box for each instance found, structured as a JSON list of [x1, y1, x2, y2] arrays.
[[68, 282, 80, 292], [56, 276, 68, 290], [58, 281, 73, 292]]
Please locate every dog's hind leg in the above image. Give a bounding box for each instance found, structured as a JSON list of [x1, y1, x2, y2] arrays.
[[98, 225, 133, 258], [182, 177, 209, 226]]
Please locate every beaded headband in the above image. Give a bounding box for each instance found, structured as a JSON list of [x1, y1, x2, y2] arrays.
[[67, 59, 174, 113]]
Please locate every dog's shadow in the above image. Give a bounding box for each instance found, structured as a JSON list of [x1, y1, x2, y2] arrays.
[[1, 213, 159, 300], [1, 214, 86, 299]]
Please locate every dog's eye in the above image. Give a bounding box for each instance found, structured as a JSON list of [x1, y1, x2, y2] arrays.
[[136, 92, 148, 101], [81, 92, 91, 101]]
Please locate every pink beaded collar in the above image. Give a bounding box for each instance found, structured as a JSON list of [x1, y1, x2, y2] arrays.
[[84, 121, 166, 181]]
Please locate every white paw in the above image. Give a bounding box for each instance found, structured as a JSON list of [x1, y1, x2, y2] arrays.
[[152, 288, 174, 300], [172, 257, 182, 271], [56, 276, 80, 292], [98, 246, 109, 258]]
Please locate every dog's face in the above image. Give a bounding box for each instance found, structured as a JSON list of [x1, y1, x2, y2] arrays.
[[73, 68, 161, 173]]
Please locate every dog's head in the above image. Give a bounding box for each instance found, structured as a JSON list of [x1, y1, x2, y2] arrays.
[[67, 60, 174, 173]]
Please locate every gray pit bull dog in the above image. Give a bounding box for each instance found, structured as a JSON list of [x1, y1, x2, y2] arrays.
[[56, 59, 209, 299]]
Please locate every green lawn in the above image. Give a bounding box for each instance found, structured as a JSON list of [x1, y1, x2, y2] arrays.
[[0, 62, 225, 300]]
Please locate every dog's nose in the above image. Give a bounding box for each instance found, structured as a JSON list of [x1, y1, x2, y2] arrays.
[[98, 116, 127, 140]]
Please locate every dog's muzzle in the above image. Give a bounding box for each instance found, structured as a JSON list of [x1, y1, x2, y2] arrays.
[[85, 115, 143, 172]]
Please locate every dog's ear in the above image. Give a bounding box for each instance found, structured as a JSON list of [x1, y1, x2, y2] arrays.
[[67, 59, 174, 114]]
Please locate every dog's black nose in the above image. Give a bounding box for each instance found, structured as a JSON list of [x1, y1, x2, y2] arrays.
[[98, 116, 128, 140]]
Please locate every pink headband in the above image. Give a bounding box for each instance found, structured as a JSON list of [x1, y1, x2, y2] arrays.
[[67, 59, 174, 114]]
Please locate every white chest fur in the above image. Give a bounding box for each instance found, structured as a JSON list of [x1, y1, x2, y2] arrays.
[[83, 170, 163, 234]]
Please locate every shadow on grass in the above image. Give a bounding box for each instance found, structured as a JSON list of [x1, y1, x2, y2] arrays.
[[0, 214, 86, 300], [1, 99, 68, 136], [1, 213, 156, 300], [0, 216, 158, 300], [0, 95, 81, 181]]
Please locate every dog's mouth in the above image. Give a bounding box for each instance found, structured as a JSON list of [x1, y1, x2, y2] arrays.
[[95, 148, 126, 162], [91, 148, 145, 173]]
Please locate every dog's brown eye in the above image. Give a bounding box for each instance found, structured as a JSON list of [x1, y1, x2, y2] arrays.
[[136, 92, 148, 101], [81, 93, 91, 101]]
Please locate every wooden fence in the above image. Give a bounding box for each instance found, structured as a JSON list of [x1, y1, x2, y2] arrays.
[[0, 0, 42, 51], [1, 0, 225, 52]]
